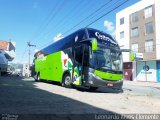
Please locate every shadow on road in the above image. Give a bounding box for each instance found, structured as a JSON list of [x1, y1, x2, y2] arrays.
[[75, 87, 123, 93], [0, 76, 130, 120], [34, 78, 124, 94]]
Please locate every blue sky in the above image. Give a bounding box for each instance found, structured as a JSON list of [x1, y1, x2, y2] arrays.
[[0, 0, 139, 63]]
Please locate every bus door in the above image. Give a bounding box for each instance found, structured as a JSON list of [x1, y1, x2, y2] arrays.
[[72, 43, 83, 86], [72, 44, 89, 86]]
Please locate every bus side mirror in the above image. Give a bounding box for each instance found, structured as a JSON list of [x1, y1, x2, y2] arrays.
[[130, 51, 135, 61], [92, 38, 98, 51]]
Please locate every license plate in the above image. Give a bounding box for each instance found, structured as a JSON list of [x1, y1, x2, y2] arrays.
[[107, 83, 113, 87]]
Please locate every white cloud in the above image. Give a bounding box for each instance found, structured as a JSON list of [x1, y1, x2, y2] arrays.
[[104, 20, 114, 32], [53, 33, 63, 42], [104, 20, 116, 37], [34, 49, 39, 54]]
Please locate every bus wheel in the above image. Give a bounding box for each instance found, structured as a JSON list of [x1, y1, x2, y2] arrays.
[[62, 74, 71, 88], [35, 73, 40, 82]]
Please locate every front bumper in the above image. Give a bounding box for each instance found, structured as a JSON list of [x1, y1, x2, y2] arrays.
[[86, 72, 123, 89]]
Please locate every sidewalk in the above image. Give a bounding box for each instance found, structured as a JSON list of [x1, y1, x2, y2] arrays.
[[124, 80, 160, 88]]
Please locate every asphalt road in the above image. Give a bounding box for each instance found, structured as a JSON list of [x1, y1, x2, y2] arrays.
[[0, 76, 160, 120]]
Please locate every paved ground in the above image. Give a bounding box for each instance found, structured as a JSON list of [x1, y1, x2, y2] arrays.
[[0, 76, 160, 120]]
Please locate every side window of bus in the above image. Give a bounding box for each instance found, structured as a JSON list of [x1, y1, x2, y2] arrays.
[[64, 48, 73, 60], [74, 44, 83, 64], [74, 44, 89, 66]]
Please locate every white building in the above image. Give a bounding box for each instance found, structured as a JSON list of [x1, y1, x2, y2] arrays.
[[116, 0, 160, 82], [116, 0, 160, 62], [22, 64, 30, 77]]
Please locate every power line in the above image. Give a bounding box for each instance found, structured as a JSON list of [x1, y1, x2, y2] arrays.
[[60, 0, 127, 36], [37, 0, 130, 50], [34, 0, 111, 48], [43, 0, 66, 29], [22, 0, 62, 62], [85, 0, 129, 27], [61, 0, 113, 35], [30, 0, 65, 44], [30, 1, 91, 54], [29, 1, 59, 41], [83, 0, 119, 25], [54, 0, 100, 33], [45, 0, 87, 35], [34, 0, 90, 45]]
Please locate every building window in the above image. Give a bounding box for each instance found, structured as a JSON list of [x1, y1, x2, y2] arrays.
[[145, 39, 154, 52], [131, 43, 138, 53], [120, 17, 124, 25], [131, 27, 138, 38], [120, 31, 124, 39], [131, 12, 138, 23], [144, 6, 152, 18], [145, 22, 154, 35]]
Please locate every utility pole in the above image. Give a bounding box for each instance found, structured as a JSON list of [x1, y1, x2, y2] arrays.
[[27, 42, 36, 77]]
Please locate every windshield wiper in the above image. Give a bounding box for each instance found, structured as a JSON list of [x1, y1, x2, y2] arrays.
[[96, 66, 111, 70]]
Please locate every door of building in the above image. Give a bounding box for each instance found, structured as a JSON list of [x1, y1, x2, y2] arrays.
[[123, 62, 132, 81]]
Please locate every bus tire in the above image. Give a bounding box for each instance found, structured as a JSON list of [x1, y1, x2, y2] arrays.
[[62, 73, 72, 88], [35, 72, 40, 82]]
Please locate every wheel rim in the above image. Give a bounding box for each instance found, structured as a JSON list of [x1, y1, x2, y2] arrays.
[[65, 76, 71, 86]]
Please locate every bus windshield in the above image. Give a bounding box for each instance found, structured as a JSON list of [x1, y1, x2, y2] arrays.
[[90, 47, 122, 71]]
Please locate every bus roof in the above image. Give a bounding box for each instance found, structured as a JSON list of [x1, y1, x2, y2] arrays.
[[35, 28, 118, 56]]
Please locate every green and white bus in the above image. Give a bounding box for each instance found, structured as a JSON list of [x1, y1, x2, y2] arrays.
[[34, 28, 123, 90]]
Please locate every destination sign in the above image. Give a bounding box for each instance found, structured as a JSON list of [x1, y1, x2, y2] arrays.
[[95, 32, 117, 45]]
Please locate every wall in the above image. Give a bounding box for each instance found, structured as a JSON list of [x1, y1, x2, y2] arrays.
[[116, 0, 157, 62], [155, 0, 160, 59], [129, 5, 156, 60]]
